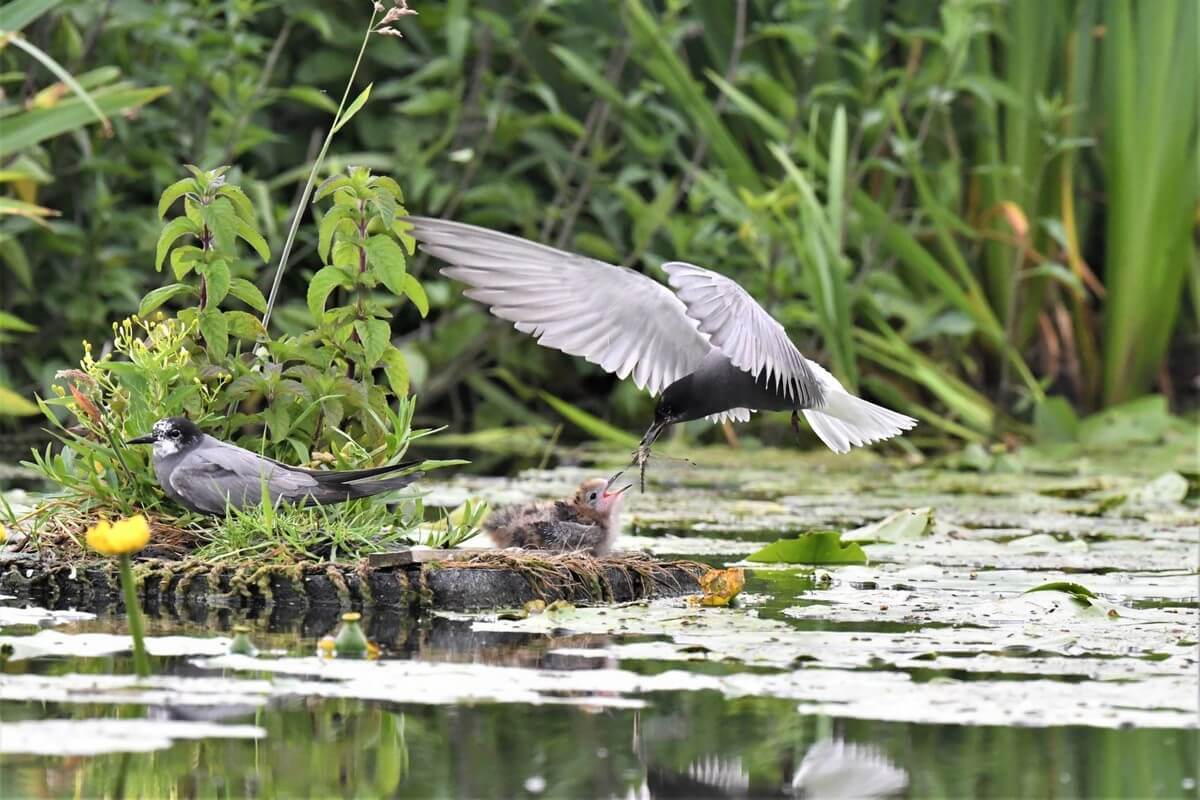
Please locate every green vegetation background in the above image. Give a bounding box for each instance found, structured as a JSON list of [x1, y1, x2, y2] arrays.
[[1, 0, 1197, 453]]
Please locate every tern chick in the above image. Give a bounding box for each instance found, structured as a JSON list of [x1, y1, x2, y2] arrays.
[[126, 417, 422, 515], [485, 477, 631, 556]]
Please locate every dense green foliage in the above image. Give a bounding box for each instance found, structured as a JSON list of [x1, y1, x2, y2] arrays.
[[1, 0, 1196, 452]]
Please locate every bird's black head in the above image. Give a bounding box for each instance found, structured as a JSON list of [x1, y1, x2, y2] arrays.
[[126, 416, 203, 454]]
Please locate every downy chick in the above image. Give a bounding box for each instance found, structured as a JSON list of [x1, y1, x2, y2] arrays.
[[485, 477, 631, 556]]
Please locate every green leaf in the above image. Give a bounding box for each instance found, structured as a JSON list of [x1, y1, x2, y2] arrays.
[[0, 0, 62, 33], [137, 283, 193, 316], [355, 318, 392, 368], [0, 311, 36, 333], [155, 217, 199, 271], [1025, 582, 1098, 608], [332, 240, 361, 271], [217, 185, 257, 224], [368, 175, 404, 202], [224, 310, 266, 341], [1034, 397, 1080, 444], [318, 206, 356, 263], [365, 235, 406, 294], [401, 274, 429, 317], [234, 217, 270, 262], [746, 532, 867, 565], [202, 259, 231, 306], [282, 85, 338, 114], [537, 390, 639, 448], [203, 197, 238, 254], [313, 174, 351, 203], [331, 82, 372, 134], [170, 245, 203, 280], [157, 177, 194, 218], [307, 265, 351, 319], [198, 308, 228, 359], [0, 85, 170, 161], [380, 348, 409, 398], [0, 384, 39, 416], [228, 278, 267, 313], [843, 508, 933, 543]]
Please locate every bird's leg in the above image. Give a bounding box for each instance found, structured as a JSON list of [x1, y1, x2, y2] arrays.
[[790, 409, 803, 446]]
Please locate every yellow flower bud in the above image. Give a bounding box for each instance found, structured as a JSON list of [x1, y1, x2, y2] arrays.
[[85, 514, 151, 557]]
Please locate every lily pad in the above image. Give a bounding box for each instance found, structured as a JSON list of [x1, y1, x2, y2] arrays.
[[844, 508, 933, 543], [746, 531, 867, 565], [0, 718, 265, 756]]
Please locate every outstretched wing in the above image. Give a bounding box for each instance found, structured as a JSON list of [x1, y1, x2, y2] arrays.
[[663, 262, 822, 407], [406, 216, 713, 397]]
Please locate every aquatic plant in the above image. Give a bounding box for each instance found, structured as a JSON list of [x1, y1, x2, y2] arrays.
[[84, 514, 151, 678]]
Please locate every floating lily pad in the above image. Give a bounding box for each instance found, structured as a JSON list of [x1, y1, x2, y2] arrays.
[[746, 532, 867, 565], [0, 718, 265, 756], [844, 508, 933, 543]]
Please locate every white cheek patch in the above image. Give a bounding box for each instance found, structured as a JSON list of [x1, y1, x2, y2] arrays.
[[153, 439, 181, 457]]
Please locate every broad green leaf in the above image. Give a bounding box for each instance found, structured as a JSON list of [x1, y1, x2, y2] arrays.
[[198, 308, 228, 359], [0, 0, 62, 33], [537, 390, 639, 448], [380, 348, 409, 398], [228, 278, 267, 313], [401, 274, 429, 317], [0, 86, 170, 160], [217, 185, 256, 224], [843, 508, 933, 543], [4, 35, 111, 138], [0, 196, 57, 220], [202, 259, 231, 306], [0, 234, 32, 289], [137, 283, 193, 316], [157, 177, 194, 218], [332, 240, 361, 271], [1034, 397, 1080, 443], [155, 217, 199, 271], [0, 384, 39, 416], [355, 318, 391, 368], [331, 82, 372, 134], [318, 206, 356, 263], [365, 235, 406, 294], [234, 217, 270, 262], [369, 175, 404, 202], [0, 311, 35, 332], [307, 265, 351, 319], [224, 310, 266, 341], [746, 532, 867, 565], [203, 197, 237, 254], [170, 245, 203, 280], [1024, 581, 1097, 602], [313, 175, 351, 202], [282, 85, 338, 114]]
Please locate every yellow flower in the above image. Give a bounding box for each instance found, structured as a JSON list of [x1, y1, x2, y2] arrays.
[[85, 514, 151, 556]]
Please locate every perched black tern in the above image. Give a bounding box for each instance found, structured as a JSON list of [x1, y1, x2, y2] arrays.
[[406, 217, 917, 484], [126, 417, 422, 514]]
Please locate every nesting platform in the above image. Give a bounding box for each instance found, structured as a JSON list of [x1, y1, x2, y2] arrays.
[[0, 548, 705, 616]]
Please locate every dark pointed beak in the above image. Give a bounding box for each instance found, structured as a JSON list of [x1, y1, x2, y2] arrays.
[[603, 471, 633, 498], [125, 434, 155, 445]]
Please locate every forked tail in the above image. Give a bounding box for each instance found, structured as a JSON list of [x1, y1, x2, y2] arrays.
[[801, 362, 917, 454]]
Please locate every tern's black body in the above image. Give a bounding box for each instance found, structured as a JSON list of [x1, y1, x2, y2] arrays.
[[658, 350, 811, 423], [127, 417, 422, 515]]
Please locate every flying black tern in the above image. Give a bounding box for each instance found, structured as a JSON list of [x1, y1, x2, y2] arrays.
[[406, 216, 917, 484], [126, 417, 422, 514]]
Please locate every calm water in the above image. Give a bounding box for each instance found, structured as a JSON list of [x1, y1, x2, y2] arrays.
[[2, 576, 1196, 799]]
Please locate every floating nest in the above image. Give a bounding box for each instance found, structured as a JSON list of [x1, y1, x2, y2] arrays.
[[0, 548, 706, 615]]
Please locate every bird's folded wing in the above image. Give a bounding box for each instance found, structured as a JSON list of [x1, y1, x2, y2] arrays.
[[406, 216, 712, 396], [169, 443, 318, 512], [663, 262, 822, 406]]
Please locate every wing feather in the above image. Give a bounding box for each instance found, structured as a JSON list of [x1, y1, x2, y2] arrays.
[[406, 217, 712, 396], [663, 262, 822, 407]]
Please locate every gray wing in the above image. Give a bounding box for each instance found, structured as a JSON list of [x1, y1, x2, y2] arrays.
[[406, 216, 713, 397], [663, 262, 822, 406], [169, 437, 319, 513]]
